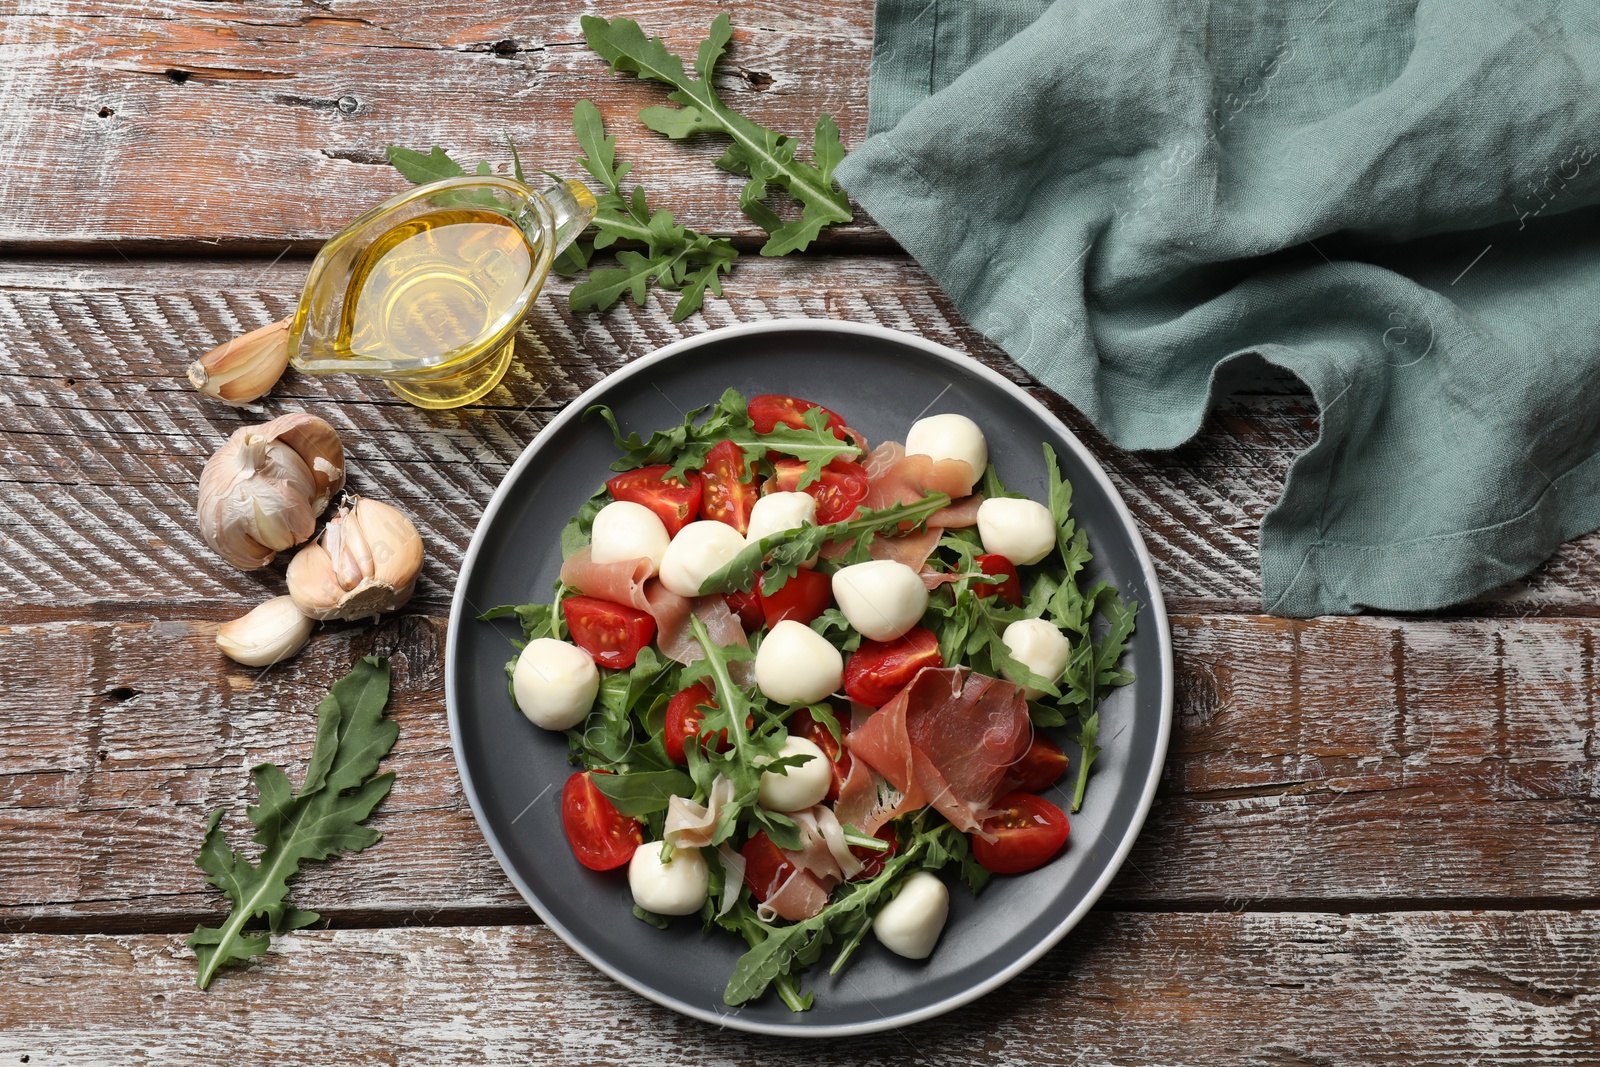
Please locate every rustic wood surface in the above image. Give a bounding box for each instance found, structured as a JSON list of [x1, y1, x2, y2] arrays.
[[3, 0, 1599, 1062]]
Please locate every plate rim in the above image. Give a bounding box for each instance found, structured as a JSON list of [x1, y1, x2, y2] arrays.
[[445, 318, 1175, 1037]]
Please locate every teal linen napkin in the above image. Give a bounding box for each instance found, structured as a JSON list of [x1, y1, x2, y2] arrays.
[[837, 0, 1600, 616]]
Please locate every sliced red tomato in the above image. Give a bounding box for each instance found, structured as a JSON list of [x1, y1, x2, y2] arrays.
[[790, 707, 852, 803], [843, 627, 943, 706], [971, 792, 1070, 875], [699, 439, 757, 535], [757, 568, 834, 628], [723, 587, 765, 631], [664, 682, 722, 764], [1003, 734, 1070, 794], [769, 457, 870, 524], [973, 553, 1023, 606], [740, 831, 796, 902], [850, 824, 899, 880], [561, 771, 643, 871], [561, 595, 656, 669], [748, 394, 849, 441], [606, 466, 703, 536]]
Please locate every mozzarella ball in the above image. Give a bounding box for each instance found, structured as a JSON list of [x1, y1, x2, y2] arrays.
[[746, 492, 817, 544], [628, 842, 708, 916], [659, 520, 747, 597], [977, 497, 1057, 566], [1001, 618, 1071, 699], [755, 620, 844, 705], [589, 500, 670, 575], [872, 870, 950, 959], [758, 736, 832, 812], [831, 560, 929, 642], [905, 413, 987, 493], [512, 638, 600, 730]]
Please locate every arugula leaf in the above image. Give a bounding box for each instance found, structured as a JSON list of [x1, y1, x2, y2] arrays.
[[568, 99, 739, 322], [702, 492, 953, 597], [1069, 711, 1101, 813], [582, 14, 854, 256], [189, 657, 397, 989], [385, 145, 468, 184], [562, 484, 611, 559], [591, 768, 696, 816]]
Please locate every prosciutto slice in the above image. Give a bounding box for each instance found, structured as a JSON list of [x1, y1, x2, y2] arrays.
[[862, 442, 980, 513], [844, 667, 1031, 839], [560, 546, 652, 611]]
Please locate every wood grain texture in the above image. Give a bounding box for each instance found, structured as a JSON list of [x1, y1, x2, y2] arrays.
[[6, 255, 1600, 619], [5, 611, 1597, 929], [0, 0, 879, 250], [3, 913, 1598, 1064]]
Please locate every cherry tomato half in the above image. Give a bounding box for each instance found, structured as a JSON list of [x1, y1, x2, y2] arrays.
[[971, 792, 1070, 875], [757, 568, 834, 628], [561, 771, 643, 871], [664, 683, 723, 764], [700, 439, 757, 535], [973, 553, 1023, 606], [843, 627, 943, 707], [606, 466, 703, 537], [561, 595, 656, 670], [1003, 734, 1070, 794], [747, 394, 850, 441], [663, 683, 752, 764], [769, 458, 870, 524], [740, 831, 796, 902], [723, 587, 765, 631], [790, 707, 852, 803]]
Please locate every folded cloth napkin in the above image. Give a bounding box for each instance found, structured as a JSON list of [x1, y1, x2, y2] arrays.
[[837, 0, 1600, 616]]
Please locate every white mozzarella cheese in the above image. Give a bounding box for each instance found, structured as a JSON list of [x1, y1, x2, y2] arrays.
[[831, 560, 929, 642], [754, 620, 844, 705], [512, 638, 600, 730], [745, 492, 817, 543], [659, 520, 747, 597], [588, 500, 671, 575], [905, 413, 987, 493], [977, 497, 1057, 566], [757, 735, 832, 812], [628, 842, 709, 916], [872, 870, 950, 959], [1001, 618, 1071, 699]]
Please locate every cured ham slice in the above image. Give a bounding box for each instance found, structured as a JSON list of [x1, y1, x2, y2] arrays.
[[663, 776, 735, 849], [844, 667, 1031, 839], [758, 867, 831, 923], [560, 545, 652, 611], [930, 493, 983, 529], [862, 442, 980, 513]]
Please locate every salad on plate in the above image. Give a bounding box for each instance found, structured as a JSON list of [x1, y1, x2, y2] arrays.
[[487, 389, 1136, 1010]]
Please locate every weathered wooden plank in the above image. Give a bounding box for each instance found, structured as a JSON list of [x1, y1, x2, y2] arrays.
[[0, 0, 879, 250], [6, 255, 1598, 616], [3, 912, 1597, 1062], [4, 612, 1597, 929]]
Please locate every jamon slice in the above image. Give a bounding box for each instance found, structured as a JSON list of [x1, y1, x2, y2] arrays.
[[844, 667, 1031, 839], [862, 442, 981, 514]]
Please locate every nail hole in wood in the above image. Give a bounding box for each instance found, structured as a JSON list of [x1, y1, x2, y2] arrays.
[[98, 107, 114, 118], [105, 686, 139, 703], [490, 39, 518, 58], [165, 69, 190, 84], [741, 68, 773, 90]]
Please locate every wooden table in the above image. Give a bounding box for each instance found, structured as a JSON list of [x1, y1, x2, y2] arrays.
[[3, 2, 1597, 1062]]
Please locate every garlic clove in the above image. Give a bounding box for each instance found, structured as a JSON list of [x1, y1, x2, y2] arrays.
[[196, 412, 346, 570], [287, 496, 424, 621], [216, 595, 315, 666], [187, 319, 291, 405]]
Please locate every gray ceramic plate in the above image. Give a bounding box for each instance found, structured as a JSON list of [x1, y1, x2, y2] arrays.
[[446, 320, 1173, 1037]]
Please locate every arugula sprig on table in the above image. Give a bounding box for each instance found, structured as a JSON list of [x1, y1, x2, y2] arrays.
[[582, 13, 853, 256], [188, 657, 397, 989], [387, 14, 852, 321]]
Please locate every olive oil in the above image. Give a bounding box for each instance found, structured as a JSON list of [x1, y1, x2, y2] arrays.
[[337, 207, 536, 367]]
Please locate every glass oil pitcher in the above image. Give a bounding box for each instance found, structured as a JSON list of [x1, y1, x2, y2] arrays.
[[287, 175, 597, 410]]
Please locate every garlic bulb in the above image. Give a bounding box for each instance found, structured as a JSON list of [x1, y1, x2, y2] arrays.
[[216, 595, 315, 666], [188, 318, 291, 405], [286, 496, 424, 621], [196, 413, 345, 570]]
